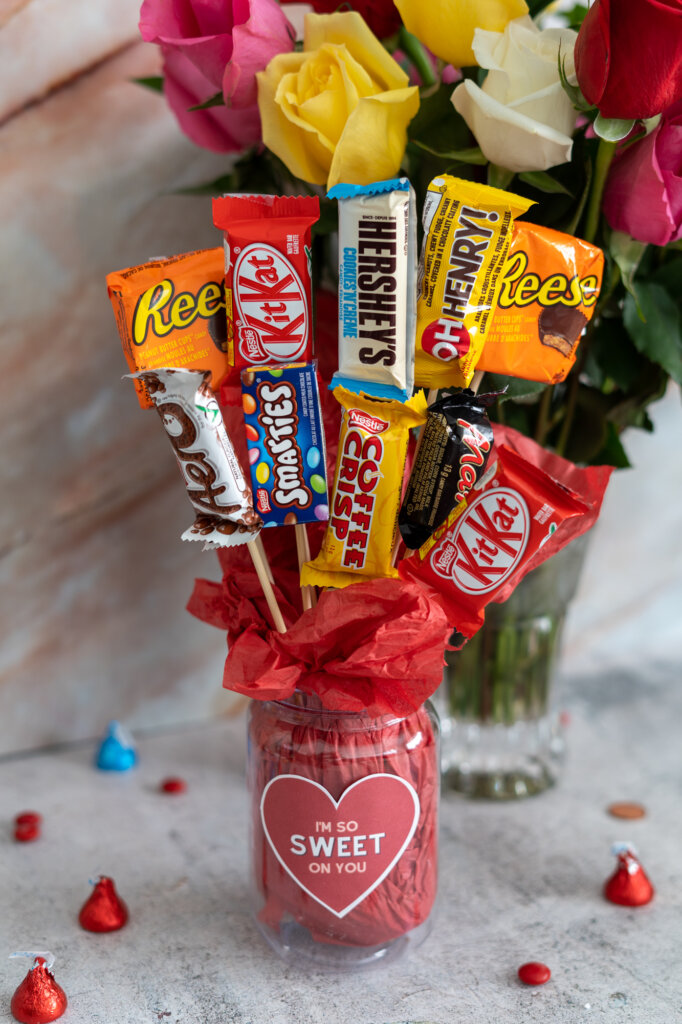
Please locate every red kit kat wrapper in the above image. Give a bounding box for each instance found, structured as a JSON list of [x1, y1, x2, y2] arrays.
[[212, 194, 319, 370], [249, 699, 439, 948], [399, 428, 612, 639]]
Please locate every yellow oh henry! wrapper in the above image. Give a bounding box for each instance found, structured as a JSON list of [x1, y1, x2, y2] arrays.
[[301, 388, 427, 589], [414, 175, 534, 390]]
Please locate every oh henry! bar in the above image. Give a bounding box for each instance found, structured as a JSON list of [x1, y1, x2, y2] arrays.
[[107, 248, 230, 410], [130, 367, 261, 547], [327, 178, 416, 400], [414, 175, 534, 390], [241, 362, 328, 526], [478, 221, 604, 383], [301, 389, 427, 589], [212, 194, 319, 370], [398, 442, 588, 638]]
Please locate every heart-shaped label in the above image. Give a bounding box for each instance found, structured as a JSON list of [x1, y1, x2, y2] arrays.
[[260, 773, 420, 918]]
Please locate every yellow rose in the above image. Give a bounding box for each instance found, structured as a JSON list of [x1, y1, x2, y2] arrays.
[[257, 12, 419, 189], [394, 0, 529, 68]]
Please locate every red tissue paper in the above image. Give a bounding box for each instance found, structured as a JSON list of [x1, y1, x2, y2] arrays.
[[222, 578, 452, 716]]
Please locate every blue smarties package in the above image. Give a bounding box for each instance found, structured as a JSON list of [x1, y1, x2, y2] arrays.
[[240, 362, 329, 527]]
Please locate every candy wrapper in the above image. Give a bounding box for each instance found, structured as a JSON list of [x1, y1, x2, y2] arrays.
[[414, 175, 534, 390], [399, 388, 496, 551], [328, 178, 416, 400], [479, 222, 604, 383], [490, 424, 613, 601], [399, 428, 612, 639], [130, 367, 261, 547], [221, 578, 452, 717], [212, 194, 319, 370], [241, 362, 328, 526], [301, 389, 427, 589], [107, 248, 230, 409], [250, 699, 438, 948]]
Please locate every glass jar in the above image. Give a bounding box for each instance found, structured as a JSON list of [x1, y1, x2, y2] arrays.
[[437, 534, 589, 799], [247, 698, 439, 969]]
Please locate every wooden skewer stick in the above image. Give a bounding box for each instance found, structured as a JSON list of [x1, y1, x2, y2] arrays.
[[253, 533, 274, 584], [295, 523, 317, 610], [248, 538, 287, 633]]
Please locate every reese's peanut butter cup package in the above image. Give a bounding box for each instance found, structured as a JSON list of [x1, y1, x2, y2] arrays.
[[129, 367, 261, 548], [478, 222, 604, 383], [107, 248, 229, 410], [327, 178, 416, 401], [414, 176, 534, 390], [212, 194, 319, 370], [301, 388, 427, 589]]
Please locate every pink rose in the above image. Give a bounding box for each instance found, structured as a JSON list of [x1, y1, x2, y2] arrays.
[[603, 100, 682, 246], [139, 0, 294, 152]]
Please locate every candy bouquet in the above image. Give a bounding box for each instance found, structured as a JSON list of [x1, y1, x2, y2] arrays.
[[106, 0, 682, 965]]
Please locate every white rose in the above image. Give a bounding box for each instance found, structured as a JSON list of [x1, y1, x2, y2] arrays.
[[451, 16, 578, 173]]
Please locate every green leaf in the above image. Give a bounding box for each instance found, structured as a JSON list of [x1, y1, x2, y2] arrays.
[[586, 315, 647, 391], [480, 374, 547, 403], [518, 170, 573, 196], [623, 282, 682, 384], [609, 230, 647, 305], [408, 83, 471, 152], [594, 114, 636, 141], [591, 422, 631, 468], [410, 140, 486, 165], [132, 75, 164, 93], [188, 91, 225, 111], [487, 164, 515, 190]]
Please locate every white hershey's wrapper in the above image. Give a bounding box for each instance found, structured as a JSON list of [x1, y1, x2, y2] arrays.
[[333, 180, 416, 400]]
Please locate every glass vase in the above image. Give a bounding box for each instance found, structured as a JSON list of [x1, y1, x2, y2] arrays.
[[247, 698, 439, 969], [437, 534, 589, 800]]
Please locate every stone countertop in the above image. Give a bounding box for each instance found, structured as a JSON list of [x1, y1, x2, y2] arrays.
[[1, 667, 681, 1024]]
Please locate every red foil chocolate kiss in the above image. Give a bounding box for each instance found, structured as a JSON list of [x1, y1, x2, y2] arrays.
[[78, 875, 129, 932], [10, 953, 67, 1024], [604, 842, 654, 906]]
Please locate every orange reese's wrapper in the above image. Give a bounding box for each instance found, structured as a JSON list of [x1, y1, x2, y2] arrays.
[[478, 222, 604, 383], [107, 248, 231, 409], [301, 388, 427, 589]]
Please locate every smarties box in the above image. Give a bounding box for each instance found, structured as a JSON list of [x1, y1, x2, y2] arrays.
[[241, 362, 328, 526]]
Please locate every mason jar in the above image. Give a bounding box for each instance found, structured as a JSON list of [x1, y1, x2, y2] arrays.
[[247, 698, 440, 969]]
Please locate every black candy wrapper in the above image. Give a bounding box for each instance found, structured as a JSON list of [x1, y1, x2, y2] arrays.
[[399, 389, 496, 551]]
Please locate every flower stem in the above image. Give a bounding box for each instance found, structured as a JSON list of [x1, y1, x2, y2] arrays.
[[398, 26, 437, 88], [583, 137, 617, 243]]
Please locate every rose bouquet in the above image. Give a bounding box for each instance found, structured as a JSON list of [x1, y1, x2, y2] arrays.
[[126, 0, 682, 807], [137, 0, 682, 469]]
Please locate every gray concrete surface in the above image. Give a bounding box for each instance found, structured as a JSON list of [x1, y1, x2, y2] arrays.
[[1, 677, 680, 1024]]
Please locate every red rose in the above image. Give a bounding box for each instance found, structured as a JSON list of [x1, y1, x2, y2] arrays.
[[603, 100, 682, 246], [281, 0, 402, 38], [575, 0, 682, 120]]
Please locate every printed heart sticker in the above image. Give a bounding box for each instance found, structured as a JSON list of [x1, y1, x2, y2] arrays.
[[260, 773, 420, 918]]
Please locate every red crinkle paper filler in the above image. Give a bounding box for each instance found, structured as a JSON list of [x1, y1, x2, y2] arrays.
[[78, 876, 129, 932], [10, 957, 67, 1024], [222, 578, 452, 716], [250, 701, 438, 947], [604, 844, 655, 906]]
